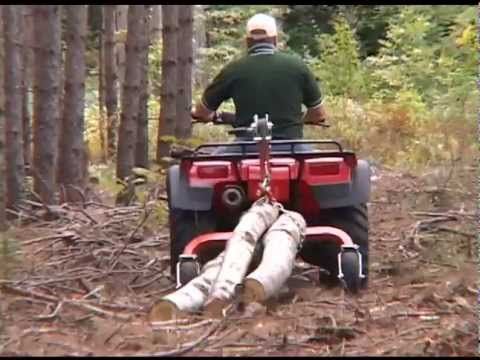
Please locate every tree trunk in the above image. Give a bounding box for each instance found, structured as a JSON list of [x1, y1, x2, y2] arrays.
[[135, 6, 151, 169], [4, 5, 25, 208], [175, 5, 193, 139], [0, 7, 6, 231], [116, 5, 147, 179], [98, 7, 107, 163], [156, 5, 179, 161], [104, 5, 118, 160], [150, 5, 162, 43], [57, 6, 87, 203], [58, 12, 65, 157], [193, 5, 208, 90], [32, 5, 61, 205], [22, 6, 34, 172], [115, 5, 128, 103]]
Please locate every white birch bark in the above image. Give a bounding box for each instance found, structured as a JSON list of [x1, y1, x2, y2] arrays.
[[207, 200, 280, 303], [244, 211, 306, 302], [151, 199, 280, 320], [153, 252, 225, 319]]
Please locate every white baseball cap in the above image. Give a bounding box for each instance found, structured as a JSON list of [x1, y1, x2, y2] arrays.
[[246, 14, 277, 39]]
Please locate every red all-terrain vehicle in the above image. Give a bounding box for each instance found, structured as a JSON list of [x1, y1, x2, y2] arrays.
[[167, 114, 371, 293]]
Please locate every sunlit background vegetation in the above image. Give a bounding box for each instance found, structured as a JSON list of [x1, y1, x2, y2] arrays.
[[84, 5, 477, 173]]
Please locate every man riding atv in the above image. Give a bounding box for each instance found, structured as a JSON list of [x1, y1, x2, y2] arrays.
[[175, 13, 370, 292], [191, 13, 328, 139]]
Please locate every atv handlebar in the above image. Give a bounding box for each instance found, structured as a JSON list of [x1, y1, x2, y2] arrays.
[[192, 111, 330, 128], [304, 118, 330, 128], [191, 111, 236, 126]]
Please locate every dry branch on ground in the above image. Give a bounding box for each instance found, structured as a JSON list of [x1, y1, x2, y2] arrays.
[[0, 168, 476, 356]]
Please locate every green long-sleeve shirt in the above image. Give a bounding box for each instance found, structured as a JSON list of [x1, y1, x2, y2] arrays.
[[202, 43, 323, 139]]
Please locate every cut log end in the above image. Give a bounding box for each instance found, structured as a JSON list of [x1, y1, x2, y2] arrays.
[[148, 300, 186, 322], [204, 298, 230, 319], [242, 278, 267, 304]]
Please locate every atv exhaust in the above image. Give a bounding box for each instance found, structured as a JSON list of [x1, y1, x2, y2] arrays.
[[222, 186, 245, 210]]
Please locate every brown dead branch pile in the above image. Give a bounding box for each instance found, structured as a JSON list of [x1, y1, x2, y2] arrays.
[[0, 166, 477, 356], [1, 201, 173, 325]]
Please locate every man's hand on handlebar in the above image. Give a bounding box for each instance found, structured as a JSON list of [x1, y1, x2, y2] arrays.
[[303, 102, 330, 127], [191, 110, 215, 123], [190, 102, 220, 124], [191, 111, 221, 123], [191, 109, 236, 126]]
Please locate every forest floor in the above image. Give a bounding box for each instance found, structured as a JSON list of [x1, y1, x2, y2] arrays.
[[0, 161, 477, 356]]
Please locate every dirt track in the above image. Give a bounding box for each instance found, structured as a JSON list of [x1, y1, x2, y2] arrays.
[[0, 164, 477, 356]]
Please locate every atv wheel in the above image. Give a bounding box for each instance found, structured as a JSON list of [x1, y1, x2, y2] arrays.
[[166, 173, 217, 279], [169, 208, 216, 279], [177, 259, 201, 286], [302, 204, 369, 288], [339, 250, 361, 294]]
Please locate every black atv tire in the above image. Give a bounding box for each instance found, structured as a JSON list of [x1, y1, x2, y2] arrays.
[[302, 203, 369, 288], [169, 208, 216, 278], [340, 250, 361, 294], [166, 172, 216, 279], [178, 260, 201, 286]]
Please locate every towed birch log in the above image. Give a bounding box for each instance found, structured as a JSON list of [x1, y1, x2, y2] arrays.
[[243, 211, 306, 303], [204, 200, 280, 317], [149, 252, 225, 321], [149, 199, 279, 321]]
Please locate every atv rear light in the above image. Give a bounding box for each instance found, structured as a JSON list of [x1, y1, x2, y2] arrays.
[[302, 157, 350, 185], [343, 154, 357, 168], [197, 164, 229, 178], [309, 162, 340, 175]]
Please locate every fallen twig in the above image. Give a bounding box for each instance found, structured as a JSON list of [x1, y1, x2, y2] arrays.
[[151, 319, 218, 332], [81, 285, 104, 300], [63, 300, 133, 321], [45, 341, 75, 353], [408, 215, 458, 250], [1, 284, 59, 303], [141, 296, 240, 357], [149, 318, 200, 327], [73, 208, 99, 224], [141, 317, 226, 356], [23, 231, 78, 246], [436, 226, 474, 238], [34, 301, 64, 320], [411, 210, 474, 218], [107, 206, 153, 273], [392, 311, 453, 318], [5, 208, 40, 221], [104, 323, 127, 345], [130, 273, 166, 290]]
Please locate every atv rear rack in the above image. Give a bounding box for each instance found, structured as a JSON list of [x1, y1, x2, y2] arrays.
[[172, 140, 355, 162], [196, 139, 343, 153]]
